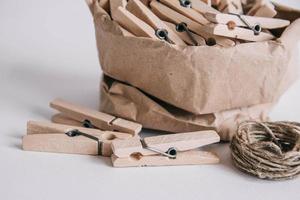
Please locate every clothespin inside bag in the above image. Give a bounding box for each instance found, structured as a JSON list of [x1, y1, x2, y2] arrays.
[[126, 0, 187, 46], [247, 0, 277, 18], [111, 131, 220, 167], [113, 6, 158, 39], [201, 0, 212, 6], [50, 99, 142, 136], [218, 0, 244, 14], [23, 121, 132, 156], [189, 0, 220, 14], [150, 1, 235, 47], [205, 12, 290, 29], [158, 0, 210, 25], [110, 0, 127, 20], [204, 12, 289, 41]]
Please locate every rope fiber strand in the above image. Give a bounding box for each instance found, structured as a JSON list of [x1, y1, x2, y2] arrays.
[[230, 121, 300, 180]]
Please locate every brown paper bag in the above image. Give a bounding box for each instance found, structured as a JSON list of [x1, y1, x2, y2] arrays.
[[100, 76, 272, 141], [86, 1, 300, 140]]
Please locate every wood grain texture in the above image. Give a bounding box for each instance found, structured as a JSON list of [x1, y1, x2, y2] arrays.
[[110, 0, 127, 19], [112, 150, 220, 167], [51, 113, 83, 127], [126, 0, 186, 45], [23, 134, 107, 155], [50, 98, 142, 135], [113, 6, 157, 39]]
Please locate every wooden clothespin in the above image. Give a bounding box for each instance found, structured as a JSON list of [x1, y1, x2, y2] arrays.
[[218, 0, 244, 14], [203, 12, 288, 41], [22, 121, 132, 156], [211, 0, 221, 6], [110, 0, 127, 20], [150, 0, 236, 47], [201, 0, 212, 6], [99, 0, 110, 13], [205, 12, 290, 29], [126, 0, 186, 46], [158, 0, 210, 25], [189, 0, 220, 14], [111, 130, 221, 167], [50, 98, 142, 136], [113, 6, 157, 39], [247, 0, 277, 18]]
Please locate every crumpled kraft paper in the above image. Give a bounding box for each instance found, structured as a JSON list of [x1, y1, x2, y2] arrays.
[[100, 76, 272, 141], [87, 1, 300, 115]]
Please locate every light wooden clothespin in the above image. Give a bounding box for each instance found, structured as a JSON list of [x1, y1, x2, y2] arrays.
[[22, 121, 132, 156], [247, 0, 277, 18], [205, 12, 290, 29], [150, 0, 236, 47], [113, 6, 157, 39], [218, 0, 244, 14], [111, 130, 221, 167], [50, 98, 142, 136], [189, 0, 220, 14], [126, 0, 186, 46], [204, 12, 290, 41], [99, 0, 110, 13], [110, 0, 127, 20], [201, 0, 212, 6]]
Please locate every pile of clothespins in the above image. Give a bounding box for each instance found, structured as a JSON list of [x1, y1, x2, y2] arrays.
[[100, 0, 291, 46], [23, 99, 221, 167]]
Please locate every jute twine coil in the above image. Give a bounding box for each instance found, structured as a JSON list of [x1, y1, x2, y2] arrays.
[[230, 121, 300, 180]]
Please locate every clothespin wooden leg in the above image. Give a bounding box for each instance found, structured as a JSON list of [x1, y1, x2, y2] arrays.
[[50, 98, 142, 135]]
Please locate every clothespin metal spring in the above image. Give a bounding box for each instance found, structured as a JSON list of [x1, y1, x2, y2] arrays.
[[140, 139, 177, 159], [82, 119, 96, 128], [179, 0, 192, 8], [155, 29, 174, 44], [66, 129, 103, 155], [176, 22, 199, 46], [229, 13, 262, 35]]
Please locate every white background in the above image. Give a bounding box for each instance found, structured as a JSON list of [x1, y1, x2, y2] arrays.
[[1, 0, 300, 200]]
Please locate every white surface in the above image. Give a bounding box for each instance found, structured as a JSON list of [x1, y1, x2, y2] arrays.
[[1, 1, 300, 200]]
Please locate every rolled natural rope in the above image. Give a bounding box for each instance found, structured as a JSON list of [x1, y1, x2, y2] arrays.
[[230, 121, 300, 180]]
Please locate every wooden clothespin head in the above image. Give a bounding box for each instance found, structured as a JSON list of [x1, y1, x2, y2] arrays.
[[49, 98, 142, 136], [23, 121, 133, 157], [111, 130, 221, 167]]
